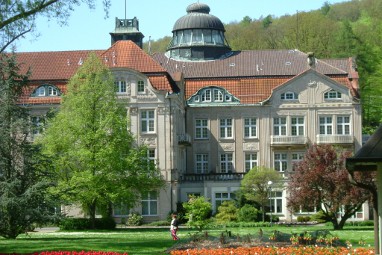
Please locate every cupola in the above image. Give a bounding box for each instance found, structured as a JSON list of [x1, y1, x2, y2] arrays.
[[166, 2, 231, 61], [110, 17, 144, 48]]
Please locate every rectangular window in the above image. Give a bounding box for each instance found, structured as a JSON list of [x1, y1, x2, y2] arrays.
[[274, 153, 287, 172], [319, 116, 332, 135], [138, 80, 145, 93], [245, 152, 258, 172], [273, 117, 287, 136], [113, 203, 130, 216], [115, 81, 126, 93], [337, 116, 350, 135], [141, 110, 155, 133], [195, 154, 209, 174], [291, 152, 304, 171], [220, 153, 233, 173], [291, 117, 304, 136], [213, 89, 223, 102], [195, 119, 208, 139], [215, 192, 236, 210], [148, 149, 156, 166], [220, 118, 233, 139], [142, 191, 157, 216], [31, 116, 44, 135], [244, 118, 257, 138], [37, 87, 46, 96], [269, 191, 283, 213], [48, 86, 58, 96], [201, 89, 211, 102]]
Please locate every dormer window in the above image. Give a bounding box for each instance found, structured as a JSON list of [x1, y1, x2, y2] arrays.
[[213, 89, 223, 102], [324, 89, 342, 100], [137, 80, 145, 93], [115, 80, 126, 93], [281, 92, 298, 100], [201, 89, 211, 102], [31, 85, 61, 97]]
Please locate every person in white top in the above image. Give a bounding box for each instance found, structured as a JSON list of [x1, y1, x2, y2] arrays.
[[170, 213, 179, 240]]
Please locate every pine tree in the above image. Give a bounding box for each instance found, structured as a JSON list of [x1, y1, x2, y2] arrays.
[[0, 53, 55, 239]]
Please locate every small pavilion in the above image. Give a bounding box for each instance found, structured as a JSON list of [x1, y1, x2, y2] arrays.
[[346, 125, 382, 254]]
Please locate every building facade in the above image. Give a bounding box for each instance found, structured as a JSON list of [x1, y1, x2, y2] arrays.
[[17, 2, 366, 221]]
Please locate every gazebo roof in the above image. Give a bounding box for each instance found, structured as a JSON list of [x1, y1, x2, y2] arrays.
[[346, 125, 382, 172]]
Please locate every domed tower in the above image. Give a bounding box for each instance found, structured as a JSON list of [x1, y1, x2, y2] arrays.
[[166, 2, 231, 61]]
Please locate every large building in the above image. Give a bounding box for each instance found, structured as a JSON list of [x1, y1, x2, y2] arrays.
[[17, 2, 365, 221]]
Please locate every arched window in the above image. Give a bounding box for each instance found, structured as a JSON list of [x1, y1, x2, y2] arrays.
[[31, 85, 61, 97], [324, 89, 342, 100]]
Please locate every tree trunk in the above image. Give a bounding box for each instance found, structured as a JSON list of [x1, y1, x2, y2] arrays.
[[89, 201, 97, 229], [372, 197, 379, 254]]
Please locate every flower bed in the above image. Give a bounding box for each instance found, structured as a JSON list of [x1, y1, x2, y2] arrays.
[[35, 252, 128, 255], [170, 246, 374, 255]]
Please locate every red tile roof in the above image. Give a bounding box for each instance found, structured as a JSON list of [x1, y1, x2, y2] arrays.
[[16, 41, 177, 105]]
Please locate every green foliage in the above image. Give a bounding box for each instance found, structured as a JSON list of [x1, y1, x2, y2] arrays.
[[0, 53, 56, 239], [215, 201, 238, 223], [238, 204, 261, 222], [311, 210, 329, 223], [127, 212, 143, 226], [183, 196, 212, 231], [59, 217, 116, 230], [297, 216, 311, 223], [39, 53, 164, 226]]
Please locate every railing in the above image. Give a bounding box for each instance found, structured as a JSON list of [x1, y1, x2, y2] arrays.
[[180, 173, 245, 182], [316, 134, 354, 144], [271, 135, 308, 145], [177, 133, 191, 146]]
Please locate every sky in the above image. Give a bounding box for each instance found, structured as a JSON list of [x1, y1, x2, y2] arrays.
[[15, 0, 348, 52]]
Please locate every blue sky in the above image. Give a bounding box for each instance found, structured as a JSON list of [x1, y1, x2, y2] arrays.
[[15, 0, 348, 52]]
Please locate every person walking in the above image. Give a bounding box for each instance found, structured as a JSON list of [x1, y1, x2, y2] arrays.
[[170, 213, 179, 240]]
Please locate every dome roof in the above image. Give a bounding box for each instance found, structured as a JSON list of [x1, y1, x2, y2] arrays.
[[172, 2, 225, 32]]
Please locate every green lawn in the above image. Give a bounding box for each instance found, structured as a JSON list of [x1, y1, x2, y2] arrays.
[[0, 225, 374, 255]]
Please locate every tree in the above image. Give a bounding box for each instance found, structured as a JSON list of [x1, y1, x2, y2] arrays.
[[0, 0, 111, 52], [39, 53, 164, 227], [287, 144, 371, 230], [0, 53, 55, 239], [183, 196, 212, 231], [240, 166, 282, 222]]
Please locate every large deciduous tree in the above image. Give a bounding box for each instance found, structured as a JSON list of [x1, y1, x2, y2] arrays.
[[240, 166, 283, 222], [287, 144, 371, 230], [39, 53, 164, 226], [0, 0, 111, 52], [0, 53, 55, 239]]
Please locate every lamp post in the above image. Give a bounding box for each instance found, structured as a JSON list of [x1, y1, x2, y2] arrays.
[[268, 180, 273, 226]]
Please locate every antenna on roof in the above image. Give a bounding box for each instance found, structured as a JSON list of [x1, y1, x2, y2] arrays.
[[125, 0, 127, 20]]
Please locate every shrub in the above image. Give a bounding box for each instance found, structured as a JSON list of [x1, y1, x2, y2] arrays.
[[183, 196, 212, 231], [297, 216, 311, 223], [127, 212, 143, 226], [238, 204, 260, 222], [311, 210, 328, 223], [215, 201, 238, 223], [59, 217, 116, 230]]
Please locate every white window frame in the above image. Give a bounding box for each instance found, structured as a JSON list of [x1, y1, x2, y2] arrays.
[[37, 86, 46, 96], [274, 153, 287, 172], [319, 116, 333, 135], [324, 89, 342, 100], [281, 92, 297, 100], [337, 116, 350, 135], [195, 154, 209, 174], [48, 86, 58, 96], [269, 191, 283, 214], [273, 117, 287, 136], [141, 110, 155, 133], [244, 117, 257, 138], [291, 117, 304, 136], [213, 89, 223, 102], [245, 152, 258, 172], [115, 80, 127, 93], [148, 148, 156, 166], [195, 119, 208, 139], [141, 191, 157, 216], [220, 118, 233, 139], [215, 192, 235, 210], [201, 89, 211, 102], [220, 153, 233, 173], [137, 80, 145, 93], [291, 152, 304, 171]]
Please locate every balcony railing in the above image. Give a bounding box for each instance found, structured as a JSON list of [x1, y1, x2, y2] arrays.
[[177, 133, 191, 146], [180, 173, 245, 182], [271, 135, 308, 145], [316, 134, 354, 144]]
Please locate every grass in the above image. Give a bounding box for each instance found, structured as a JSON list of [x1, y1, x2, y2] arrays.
[[0, 225, 374, 255]]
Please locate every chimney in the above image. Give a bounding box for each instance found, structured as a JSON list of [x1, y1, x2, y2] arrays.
[[307, 52, 316, 69]]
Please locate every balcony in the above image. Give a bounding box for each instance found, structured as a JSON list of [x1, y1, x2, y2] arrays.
[[180, 173, 245, 182], [177, 133, 191, 146], [316, 134, 354, 144], [271, 135, 308, 146]]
